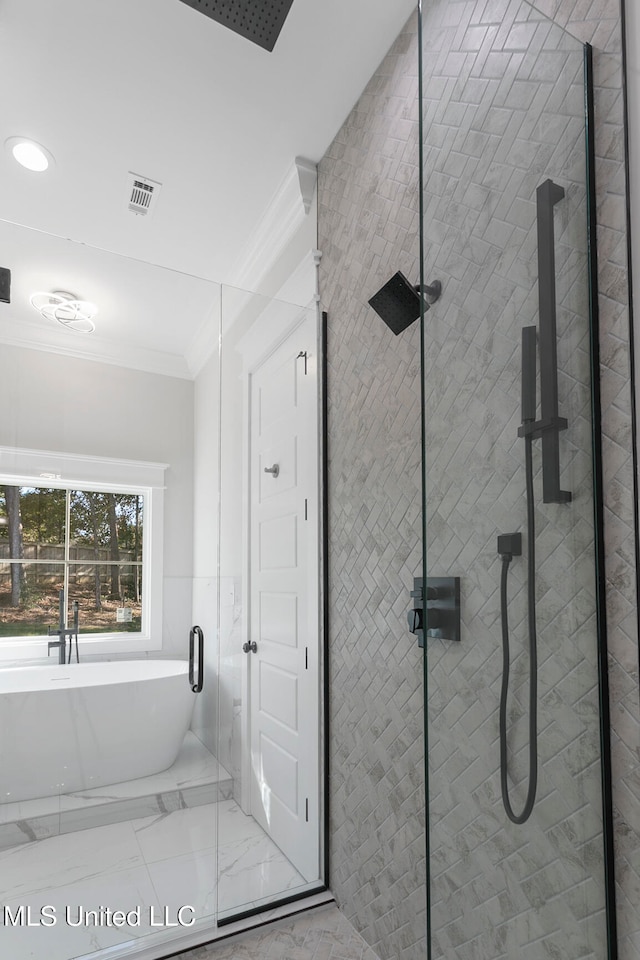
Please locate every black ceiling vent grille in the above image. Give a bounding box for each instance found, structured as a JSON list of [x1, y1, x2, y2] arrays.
[[178, 0, 295, 52]]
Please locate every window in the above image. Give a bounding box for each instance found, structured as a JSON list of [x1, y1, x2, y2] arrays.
[[0, 446, 166, 659], [0, 486, 144, 639]]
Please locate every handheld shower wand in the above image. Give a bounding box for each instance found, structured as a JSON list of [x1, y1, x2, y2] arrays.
[[498, 178, 570, 825], [499, 327, 539, 825]]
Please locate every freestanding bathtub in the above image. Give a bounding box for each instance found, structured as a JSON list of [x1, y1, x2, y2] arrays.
[[0, 660, 197, 803]]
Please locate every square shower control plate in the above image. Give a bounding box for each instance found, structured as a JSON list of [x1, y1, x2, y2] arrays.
[[410, 577, 461, 646], [425, 577, 461, 642]]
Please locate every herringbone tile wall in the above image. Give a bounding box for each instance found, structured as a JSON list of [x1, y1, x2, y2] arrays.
[[319, 17, 425, 960], [319, 2, 639, 959], [421, 2, 604, 957]]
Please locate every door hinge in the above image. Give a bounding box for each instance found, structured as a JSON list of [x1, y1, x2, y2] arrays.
[[305, 798, 309, 822], [305, 646, 308, 669], [304, 498, 308, 520]]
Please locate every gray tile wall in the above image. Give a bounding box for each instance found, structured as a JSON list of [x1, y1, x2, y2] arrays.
[[318, 2, 639, 959], [319, 18, 425, 959]]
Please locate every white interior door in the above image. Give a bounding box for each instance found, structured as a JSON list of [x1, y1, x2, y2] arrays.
[[248, 312, 319, 882]]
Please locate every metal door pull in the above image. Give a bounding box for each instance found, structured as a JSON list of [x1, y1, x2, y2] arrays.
[[264, 464, 279, 477], [189, 625, 204, 692], [243, 641, 258, 653]]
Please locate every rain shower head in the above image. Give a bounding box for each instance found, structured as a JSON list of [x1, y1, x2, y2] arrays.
[[368, 271, 441, 335], [177, 0, 295, 52]]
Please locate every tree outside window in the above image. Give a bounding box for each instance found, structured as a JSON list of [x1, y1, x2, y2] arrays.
[[0, 486, 144, 638]]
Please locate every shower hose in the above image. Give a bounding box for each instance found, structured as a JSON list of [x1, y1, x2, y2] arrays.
[[499, 432, 538, 825]]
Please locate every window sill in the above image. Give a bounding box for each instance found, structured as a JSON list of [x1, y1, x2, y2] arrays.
[[0, 634, 162, 664]]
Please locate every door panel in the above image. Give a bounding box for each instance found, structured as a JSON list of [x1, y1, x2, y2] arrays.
[[249, 312, 319, 883], [258, 661, 298, 730]]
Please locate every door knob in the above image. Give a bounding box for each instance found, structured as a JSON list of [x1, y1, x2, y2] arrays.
[[264, 464, 279, 478], [242, 641, 258, 654]]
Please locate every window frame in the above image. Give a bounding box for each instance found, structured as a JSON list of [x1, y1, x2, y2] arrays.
[[0, 446, 166, 662]]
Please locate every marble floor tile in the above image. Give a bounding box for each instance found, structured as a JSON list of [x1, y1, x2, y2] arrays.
[[0, 819, 144, 902], [0, 863, 159, 960], [146, 847, 218, 922], [0, 794, 314, 960], [0, 733, 232, 852], [0, 793, 62, 826], [132, 804, 217, 864], [217, 830, 306, 915], [217, 799, 267, 849]]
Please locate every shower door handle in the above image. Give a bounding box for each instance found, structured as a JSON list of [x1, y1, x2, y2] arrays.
[[189, 625, 204, 693]]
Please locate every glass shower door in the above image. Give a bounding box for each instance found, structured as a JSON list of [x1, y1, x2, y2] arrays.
[[419, 3, 612, 957], [0, 220, 223, 960]]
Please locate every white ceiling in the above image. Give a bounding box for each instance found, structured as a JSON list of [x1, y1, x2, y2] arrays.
[[0, 0, 416, 377]]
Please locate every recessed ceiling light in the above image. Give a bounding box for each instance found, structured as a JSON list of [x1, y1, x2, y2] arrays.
[[5, 137, 55, 172]]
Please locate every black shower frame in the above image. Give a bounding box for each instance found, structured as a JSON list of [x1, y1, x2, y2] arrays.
[[214, 310, 332, 930], [585, 41, 619, 960]]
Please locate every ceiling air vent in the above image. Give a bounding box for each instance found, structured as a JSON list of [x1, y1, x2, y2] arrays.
[[177, 0, 295, 53], [127, 173, 162, 217]]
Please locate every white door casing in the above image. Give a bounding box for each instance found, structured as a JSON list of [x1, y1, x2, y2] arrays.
[[246, 311, 319, 882]]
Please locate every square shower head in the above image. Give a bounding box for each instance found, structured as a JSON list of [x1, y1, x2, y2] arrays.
[[368, 271, 421, 335], [178, 0, 295, 52]]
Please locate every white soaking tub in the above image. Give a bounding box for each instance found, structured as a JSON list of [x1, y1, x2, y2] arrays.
[[0, 660, 197, 803]]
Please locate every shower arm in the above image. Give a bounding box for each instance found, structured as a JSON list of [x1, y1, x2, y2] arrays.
[[415, 280, 442, 304], [517, 178, 571, 504]]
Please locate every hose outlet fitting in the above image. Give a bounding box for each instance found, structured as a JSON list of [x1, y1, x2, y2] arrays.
[[497, 532, 522, 560]]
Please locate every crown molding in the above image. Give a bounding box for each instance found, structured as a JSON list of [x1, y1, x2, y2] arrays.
[[185, 157, 318, 377], [0, 318, 191, 380], [296, 157, 318, 215], [228, 157, 317, 294]]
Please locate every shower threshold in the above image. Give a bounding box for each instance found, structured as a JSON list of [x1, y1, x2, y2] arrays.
[[0, 732, 232, 851]]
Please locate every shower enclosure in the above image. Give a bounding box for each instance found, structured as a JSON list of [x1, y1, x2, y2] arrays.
[[0, 1, 624, 959], [419, 1, 614, 957]]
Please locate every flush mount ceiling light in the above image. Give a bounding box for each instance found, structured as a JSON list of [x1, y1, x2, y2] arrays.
[[5, 137, 55, 172], [30, 291, 97, 334]]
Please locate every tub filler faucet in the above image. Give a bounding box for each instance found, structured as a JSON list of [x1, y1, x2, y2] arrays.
[[48, 590, 80, 664]]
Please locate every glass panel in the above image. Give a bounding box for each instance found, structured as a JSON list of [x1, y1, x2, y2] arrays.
[[0, 486, 66, 551], [0, 141, 325, 960], [70, 491, 144, 563], [67, 563, 142, 633], [0, 563, 65, 636], [0, 220, 223, 957], [420, 4, 608, 958], [217, 284, 322, 922]]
